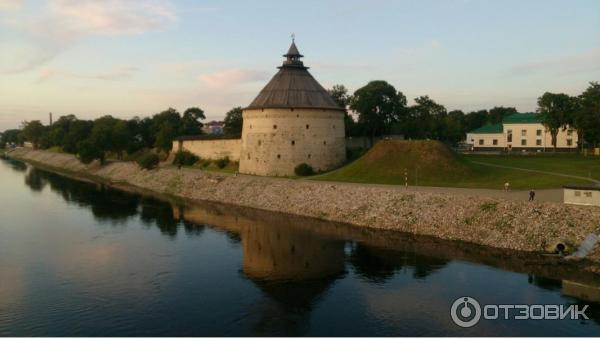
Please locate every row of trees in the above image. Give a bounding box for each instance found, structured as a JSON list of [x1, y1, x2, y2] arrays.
[[1, 107, 207, 163], [328, 81, 600, 148], [537, 83, 600, 150]]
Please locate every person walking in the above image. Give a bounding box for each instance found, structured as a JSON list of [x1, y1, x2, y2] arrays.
[[529, 189, 535, 201]]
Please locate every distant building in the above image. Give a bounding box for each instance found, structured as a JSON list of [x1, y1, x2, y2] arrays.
[[466, 113, 578, 151], [563, 184, 600, 207], [202, 121, 225, 135]]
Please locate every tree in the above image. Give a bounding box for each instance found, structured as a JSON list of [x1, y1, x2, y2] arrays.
[[1, 129, 23, 147], [574, 82, 600, 149], [63, 120, 93, 154], [488, 106, 517, 124], [537, 92, 577, 151], [181, 107, 205, 135], [350, 81, 407, 144], [328, 84, 351, 109], [408, 96, 447, 140], [223, 107, 243, 135], [155, 123, 176, 153], [328, 84, 361, 136], [21, 120, 46, 149]]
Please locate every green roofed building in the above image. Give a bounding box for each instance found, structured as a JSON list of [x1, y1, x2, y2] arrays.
[[466, 113, 578, 152]]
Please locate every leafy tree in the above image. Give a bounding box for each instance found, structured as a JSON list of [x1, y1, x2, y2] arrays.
[[350, 81, 407, 144], [328, 84, 362, 136], [63, 120, 93, 154], [78, 140, 104, 164], [155, 123, 176, 153], [21, 120, 47, 149], [181, 107, 205, 135], [537, 92, 577, 151], [574, 82, 600, 148], [223, 107, 243, 135], [328, 84, 351, 109], [1, 129, 23, 147], [409, 96, 447, 140], [488, 106, 517, 124]]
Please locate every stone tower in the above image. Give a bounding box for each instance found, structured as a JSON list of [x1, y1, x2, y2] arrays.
[[239, 41, 346, 176]]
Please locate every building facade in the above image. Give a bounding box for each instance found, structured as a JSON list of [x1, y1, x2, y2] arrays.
[[173, 41, 346, 176], [466, 113, 578, 151]]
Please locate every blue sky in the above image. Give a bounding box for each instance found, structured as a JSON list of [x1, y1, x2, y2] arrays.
[[0, 0, 599, 130]]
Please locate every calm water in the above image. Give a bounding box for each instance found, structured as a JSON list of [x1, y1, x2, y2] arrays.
[[1, 158, 599, 336]]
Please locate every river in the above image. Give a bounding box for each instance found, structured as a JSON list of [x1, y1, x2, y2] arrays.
[[0, 158, 599, 336]]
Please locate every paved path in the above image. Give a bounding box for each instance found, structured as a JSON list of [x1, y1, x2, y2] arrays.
[[471, 161, 600, 184]]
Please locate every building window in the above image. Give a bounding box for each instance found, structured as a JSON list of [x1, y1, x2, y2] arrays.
[[273, 125, 277, 129], [507, 130, 512, 143], [536, 129, 542, 136], [478, 139, 484, 145], [521, 139, 527, 146], [567, 129, 573, 136], [536, 139, 542, 146], [306, 124, 310, 129], [323, 141, 327, 145], [277, 154, 281, 159], [258, 140, 261, 146], [290, 108, 294, 112], [492, 139, 498, 145], [333, 125, 335, 129], [247, 154, 250, 160], [574, 191, 581, 197], [521, 129, 527, 136], [584, 192, 592, 198], [308, 154, 311, 159], [291, 140, 295, 146], [567, 139, 573, 146]]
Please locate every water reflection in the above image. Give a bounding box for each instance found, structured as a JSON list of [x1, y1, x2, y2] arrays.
[[5, 160, 600, 336]]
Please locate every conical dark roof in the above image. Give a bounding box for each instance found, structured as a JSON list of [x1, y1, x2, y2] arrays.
[[245, 42, 343, 111]]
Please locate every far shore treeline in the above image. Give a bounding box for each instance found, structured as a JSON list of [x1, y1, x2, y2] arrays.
[[1, 81, 599, 165]]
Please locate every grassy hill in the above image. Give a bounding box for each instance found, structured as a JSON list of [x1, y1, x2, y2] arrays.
[[312, 140, 597, 189]]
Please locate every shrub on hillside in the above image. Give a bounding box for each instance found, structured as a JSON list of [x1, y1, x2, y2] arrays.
[[137, 153, 160, 170], [294, 163, 314, 176], [173, 150, 199, 166], [216, 157, 230, 169]]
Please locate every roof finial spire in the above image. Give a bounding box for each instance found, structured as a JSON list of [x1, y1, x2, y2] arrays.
[[291, 33, 295, 42]]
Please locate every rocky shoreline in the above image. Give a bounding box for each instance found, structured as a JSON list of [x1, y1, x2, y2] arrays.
[[6, 148, 600, 268]]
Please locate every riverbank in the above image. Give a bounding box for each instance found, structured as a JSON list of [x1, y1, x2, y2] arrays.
[[7, 148, 600, 268]]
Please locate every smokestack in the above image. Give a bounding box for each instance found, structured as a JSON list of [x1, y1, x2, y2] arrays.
[[49, 112, 53, 126]]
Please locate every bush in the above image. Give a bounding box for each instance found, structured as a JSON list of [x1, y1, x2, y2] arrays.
[[173, 150, 199, 166], [294, 163, 314, 176], [215, 157, 230, 169], [137, 153, 160, 170]]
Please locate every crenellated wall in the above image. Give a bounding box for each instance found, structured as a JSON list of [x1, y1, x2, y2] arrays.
[[239, 108, 346, 176]]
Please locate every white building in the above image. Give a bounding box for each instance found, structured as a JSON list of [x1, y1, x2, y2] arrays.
[[466, 113, 578, 151]]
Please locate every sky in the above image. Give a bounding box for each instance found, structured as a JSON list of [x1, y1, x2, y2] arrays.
[[0, 0, 599, 130]]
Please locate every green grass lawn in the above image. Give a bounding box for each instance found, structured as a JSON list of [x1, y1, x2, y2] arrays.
[[463, 154, 600, 181], [311, 141, 600, 189]]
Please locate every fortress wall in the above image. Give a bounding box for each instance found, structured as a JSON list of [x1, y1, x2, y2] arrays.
[[239, 108, 346, 176], [173, 138, 241, 162]]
